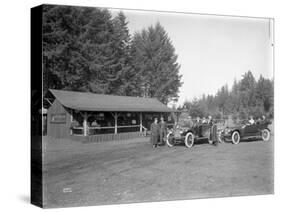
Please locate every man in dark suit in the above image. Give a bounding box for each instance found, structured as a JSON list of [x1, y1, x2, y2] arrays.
[[150, 117, 159, 148], [208, 116, 218, 146], [159, 116, 167, 146]]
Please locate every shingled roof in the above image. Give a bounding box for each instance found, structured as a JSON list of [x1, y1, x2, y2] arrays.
[[49, 89, 176, 112]]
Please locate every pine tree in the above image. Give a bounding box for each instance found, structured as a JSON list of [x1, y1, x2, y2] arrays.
[[109, 12, 132, 95], [256, 76, 274, 113], [180, 70, 273, 120], [239, 70, 256, 109], [128, 22, 182, 104], [43, 5, 129, 95]]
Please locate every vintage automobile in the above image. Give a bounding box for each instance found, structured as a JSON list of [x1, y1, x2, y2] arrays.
[[218, 121, 271, 144], [166, 122, 218, 148]]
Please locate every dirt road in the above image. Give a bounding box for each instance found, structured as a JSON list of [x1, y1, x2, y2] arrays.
[[43, 136, 274, 208]]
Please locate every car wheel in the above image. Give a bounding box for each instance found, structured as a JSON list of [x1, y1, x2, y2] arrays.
[[261, 129, 270, 141], [218, 131, 225, 143], [166, 132, 175, 147], [231, 131, 240, 144], [185, 132, 194, 148]]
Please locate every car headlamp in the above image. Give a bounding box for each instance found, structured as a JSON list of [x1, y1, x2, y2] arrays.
[[224, 128, 231, 134]]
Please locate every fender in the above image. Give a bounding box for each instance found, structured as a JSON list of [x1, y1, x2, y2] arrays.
[[185, 129, 194, 135]]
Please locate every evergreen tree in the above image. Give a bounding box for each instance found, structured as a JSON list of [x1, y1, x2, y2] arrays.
[[107, 11, 132, 95], [129, 22, 182, 104], [180, 70, 274, 120], [239, 70, 256, 109], [255, 76, 274, 113], [188, 98, 206, 118], [43, 5, 130, 95]]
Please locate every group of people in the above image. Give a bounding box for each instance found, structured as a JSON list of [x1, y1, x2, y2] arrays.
[[247, 115, 267, 125], [150, 116, 168, 148], [182, 115, 214, 128], [193, 115, 213, 126]]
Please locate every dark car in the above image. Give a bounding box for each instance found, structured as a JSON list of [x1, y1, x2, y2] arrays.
[[218, 121, 271, 144], [166, 122, 218, 148]]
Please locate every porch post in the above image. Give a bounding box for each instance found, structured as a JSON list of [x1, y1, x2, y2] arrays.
[[140, 112, 143, 132], [70, 109, 73, 135], [83, 112, 88, 136], [114, 112, 118, 134]]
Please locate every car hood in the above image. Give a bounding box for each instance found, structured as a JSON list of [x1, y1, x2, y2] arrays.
[[173, 127, 189, 132]]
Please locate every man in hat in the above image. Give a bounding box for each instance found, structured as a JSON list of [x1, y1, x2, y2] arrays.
[[194, 116, 201, 135], [207, 115, 213, 125], [159, 116, 167, 146], [202, 117, 207, 124], [248, 116, 255, 125], [185, 115, 193, 128], [261, 115, 267, 124], [150, 117, 160, 148], [207, 115, 218, 146]]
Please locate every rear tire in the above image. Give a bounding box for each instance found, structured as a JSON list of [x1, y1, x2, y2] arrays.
[[185, 132, 195, 148], [166, 132, 175, 147], [261, 129, 270, 141], [231, 131, 240, 144]]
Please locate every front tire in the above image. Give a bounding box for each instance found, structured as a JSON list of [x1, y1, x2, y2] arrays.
[[231, 131, 240, 144], [166, 132, 175, 147], [185, 132, 195, 148], [261, 129, 270, 141]]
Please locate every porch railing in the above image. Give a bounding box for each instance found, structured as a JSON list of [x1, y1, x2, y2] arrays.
[[71, 125, 143, 136]]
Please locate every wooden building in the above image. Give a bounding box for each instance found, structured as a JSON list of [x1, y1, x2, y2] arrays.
[[46, 89, 176, 142]]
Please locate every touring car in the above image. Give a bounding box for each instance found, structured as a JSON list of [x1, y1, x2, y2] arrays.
[[218, 121, 271, 144], [166, 122, 218, 148]]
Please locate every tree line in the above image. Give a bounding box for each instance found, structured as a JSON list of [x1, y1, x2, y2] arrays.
[[179, 70, 274, 120], [43, 5, 182, 105], [42, 5, 273, 119]]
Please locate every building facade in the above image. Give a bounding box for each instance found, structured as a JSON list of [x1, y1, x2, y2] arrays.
[[46, 89, 176, 142]]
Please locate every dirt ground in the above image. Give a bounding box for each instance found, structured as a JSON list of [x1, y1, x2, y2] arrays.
[[42, 134, 274, 208]]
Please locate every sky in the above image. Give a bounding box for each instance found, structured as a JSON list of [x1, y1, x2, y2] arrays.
[[111, 9, 274, 106]]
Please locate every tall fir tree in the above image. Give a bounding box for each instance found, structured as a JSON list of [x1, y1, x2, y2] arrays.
[[129, 22, 182, 104], [179, 70, 273, 119], [43, 6, 130, 95], [109, 12, 132, 95]]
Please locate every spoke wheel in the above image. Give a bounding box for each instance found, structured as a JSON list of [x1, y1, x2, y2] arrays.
[[231, 131, 240, 144], [185, 132, 194, 148], [166, 132, 175, 147], [261, 129, 270, 141]]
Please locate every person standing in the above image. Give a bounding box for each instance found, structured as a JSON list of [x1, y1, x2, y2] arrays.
[[194, 116, 201, 135], [208, 116, 218, 146], [195, 116, 201, 125], [185, 116, 193, 128], [202, 117, 207, 124], [248, 116, 255, 125], [261, 115, 266, 124], [207, 115, 213, 125], [159, 116, 167, 146], [150, 117, 159, 148]]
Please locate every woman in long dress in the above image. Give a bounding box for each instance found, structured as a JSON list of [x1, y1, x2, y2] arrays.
[[150, 117, 159, 148]]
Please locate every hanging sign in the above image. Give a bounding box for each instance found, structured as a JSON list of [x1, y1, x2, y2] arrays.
[[51, 113, 66, 123]]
